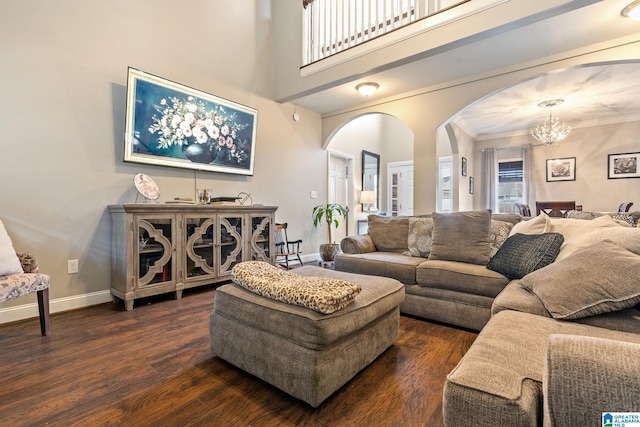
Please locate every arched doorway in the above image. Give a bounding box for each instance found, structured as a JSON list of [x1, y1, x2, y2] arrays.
[[325, 113, 414, 235]]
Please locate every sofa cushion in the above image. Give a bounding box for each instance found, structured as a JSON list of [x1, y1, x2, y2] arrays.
[[489, 220, 514, 258], [334, 252, 425, 285], [403, 217, 433, 258], [566, 209, 640, 226], [556, 222, 640, 261], [429, 210, 492, 265], [367, 215, 410, 253], [0, 220, 23, 276], [416, 260, 510, 298], [508, 212, 549, 236], [493, 281, 640, 334], [487, 232, 564, 279], [443, 310, 640, 427], [520, 240, 640, 320], [548, 215, 624, 256]]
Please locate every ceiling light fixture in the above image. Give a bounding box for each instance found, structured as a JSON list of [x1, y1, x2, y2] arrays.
[[531, 99, 572, 145], [622, 0, 640, 20], [356, 82, 379, 96]]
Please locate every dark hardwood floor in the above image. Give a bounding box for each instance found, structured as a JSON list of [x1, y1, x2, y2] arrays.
[[0, 282, 477, 427]]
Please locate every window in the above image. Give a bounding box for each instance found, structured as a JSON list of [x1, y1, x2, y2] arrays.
[[497, 159, 523, 213]]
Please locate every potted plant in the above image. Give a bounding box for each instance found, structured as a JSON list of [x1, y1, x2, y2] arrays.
[[312, 203, 348, 262]]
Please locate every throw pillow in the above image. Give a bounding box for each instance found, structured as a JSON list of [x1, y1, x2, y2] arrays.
[[508, 213, 549, 236], [367, 215, 411, 253], [487, 232, 564, 279], [403, 217, 433, 258], [550, 215, 627, 257], [0, 219, 23, 276], [520, 240, 640, 320], [556, 226, 640, 261], [428, 210, 492, 265], [489, 219, 514, 258]]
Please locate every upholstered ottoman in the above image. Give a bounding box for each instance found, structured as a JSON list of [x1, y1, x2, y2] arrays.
[[209, 265, 405, 407]]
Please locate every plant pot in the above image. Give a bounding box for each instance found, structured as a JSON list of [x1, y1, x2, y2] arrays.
[[319, 243, 340, 262]]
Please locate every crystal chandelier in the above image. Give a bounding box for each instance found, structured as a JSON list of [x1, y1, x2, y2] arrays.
[[531, 99, 572, 145]]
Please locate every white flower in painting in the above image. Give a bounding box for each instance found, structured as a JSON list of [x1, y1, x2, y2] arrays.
[[180, 121, 192, 137], [184, 112, 195, 124], [171, 115, 181, 129], [160, 99, 167, 105], [195, 130, 208, 144], [208, 125, 220, 139], [204, 118, 214, 129], [218, 136, 226, 146], [221, 124, 229, 136], [231, 129, 237, 139], [214, 115, 223, 126]]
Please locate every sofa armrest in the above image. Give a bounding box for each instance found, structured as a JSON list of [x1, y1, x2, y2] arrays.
[[17, 252, 39, 273], [543, 334, 640, 427], [340, 234, 376, 254]]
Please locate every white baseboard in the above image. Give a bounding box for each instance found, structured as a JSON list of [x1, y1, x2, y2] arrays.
[[0, 290, 113, 325]]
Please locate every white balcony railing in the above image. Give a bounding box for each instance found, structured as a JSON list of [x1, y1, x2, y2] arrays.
[[302, 0, 468, 66]]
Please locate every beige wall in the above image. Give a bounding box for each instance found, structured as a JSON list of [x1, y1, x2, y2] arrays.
[[0, 0, 327, 318], [327, 113, 413, 232], [322, 40, 640, 215], [475, 121, 640, 213]]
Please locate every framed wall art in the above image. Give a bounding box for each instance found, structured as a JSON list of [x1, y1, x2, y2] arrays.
[[124, 68, 258, 175], [461, 157, 467, 177], [608, 152, 640, 179], [546, 157, 576, 182], [469, 176, 474, 194]]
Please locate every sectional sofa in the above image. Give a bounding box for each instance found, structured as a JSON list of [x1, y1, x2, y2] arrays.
[[336, 210, 640, 425], [335, 210, 523, 330]]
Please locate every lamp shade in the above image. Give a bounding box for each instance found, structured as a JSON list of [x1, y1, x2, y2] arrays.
[[360, 190, 376, 204]]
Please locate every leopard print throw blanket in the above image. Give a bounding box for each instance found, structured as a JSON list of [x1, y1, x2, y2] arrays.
[[231, 261, 362, 314]]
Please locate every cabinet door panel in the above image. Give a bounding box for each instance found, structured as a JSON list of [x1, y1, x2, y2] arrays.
[[136, 217, 174, 286], [184, 217, 216, 279], [219, 215, 243, 275]]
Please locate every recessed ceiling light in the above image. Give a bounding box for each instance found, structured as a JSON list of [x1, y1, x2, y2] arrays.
[[356, 82, 379, 96], [622, 0, 640, 21]]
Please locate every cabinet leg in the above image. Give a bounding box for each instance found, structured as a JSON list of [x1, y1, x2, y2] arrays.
[[125, 300, 134, 311], [175, 290, 183, 300]]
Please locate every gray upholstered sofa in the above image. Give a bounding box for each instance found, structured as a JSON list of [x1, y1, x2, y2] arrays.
[[338, 209, 640, 424], [335, 211, 524, 331], [442, 215, 640, 426]]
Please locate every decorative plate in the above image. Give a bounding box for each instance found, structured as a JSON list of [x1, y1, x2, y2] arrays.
[[133, 173, 160, 200]]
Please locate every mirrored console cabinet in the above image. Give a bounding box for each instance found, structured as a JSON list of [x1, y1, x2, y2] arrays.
[[108, 204, 277, 310]]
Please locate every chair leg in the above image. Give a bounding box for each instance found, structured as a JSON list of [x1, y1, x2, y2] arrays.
[[37, 288, 50, 336]]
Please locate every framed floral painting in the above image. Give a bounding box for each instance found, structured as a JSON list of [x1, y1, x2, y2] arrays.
[[546, 157, 576, 182], [124, 68, 258, 175], [608, 152, 640, 179]]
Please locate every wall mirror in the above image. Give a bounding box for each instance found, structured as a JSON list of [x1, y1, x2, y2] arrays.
[[362, 150, 380, 212]]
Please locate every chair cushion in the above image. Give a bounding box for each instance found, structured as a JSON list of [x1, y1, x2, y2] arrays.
[[0, 220, 23, 276], [0, 273, 50, 302]]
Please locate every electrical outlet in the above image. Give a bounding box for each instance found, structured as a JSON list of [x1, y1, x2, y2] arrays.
[[67, 259, 79, 274]]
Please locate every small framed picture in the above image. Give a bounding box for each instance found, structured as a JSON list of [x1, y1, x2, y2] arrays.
[[469, 176, 474, 194], [461, 157, 467, 177], [546, 157, 576, 182], [608, 152, 640, 179]]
